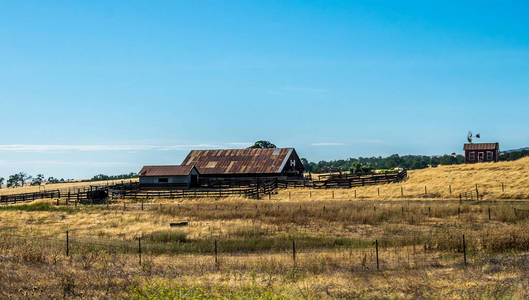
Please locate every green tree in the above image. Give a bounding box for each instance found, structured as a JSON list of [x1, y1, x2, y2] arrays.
[[350, 162, 372, 175], [17, 172, 31, 186], [300, 158, 311, 172], [7, 174, 20, 187], [0, 177, 4, 188], [47, 177, 60, 184], [248, 140, 276, 149], [32, 174, 45, 186]]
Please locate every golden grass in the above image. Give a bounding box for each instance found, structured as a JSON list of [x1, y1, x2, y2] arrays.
[[280, 157, 529, 201], [1, 159, 529, 298]]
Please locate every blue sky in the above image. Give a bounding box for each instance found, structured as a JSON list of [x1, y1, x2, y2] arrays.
[[1, 1, 528, 179]]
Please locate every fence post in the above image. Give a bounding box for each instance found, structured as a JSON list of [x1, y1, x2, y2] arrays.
[[377, 188, 380, 197], [488, 207, 491, 220], [449, 185, 452, 195], [141, 198, 144, 211], [332, 191, 334, 199], [401, 186, 403, 197], [462, 234, 466, 266], [375, 240, 379, 271], [214, 239, 218, 268], [354, 190, 357, 199], [292, 239, 296, 265], [475, 184, 479, 200], [289, 191, 291, 200], [424, 186, 427, 195], [138, 237, 142, 265], [309, 191, 312, 198], [66, 230, 69, 257], [501, 183, 504, 193]]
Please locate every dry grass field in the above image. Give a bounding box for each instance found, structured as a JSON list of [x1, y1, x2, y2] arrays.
[[295, 157, 529, 202], [2, 160, 529, 299]]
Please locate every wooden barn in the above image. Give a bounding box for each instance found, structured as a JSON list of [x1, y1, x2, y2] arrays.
[[138, 165, 200, 187], [139, 147, 304, 187], [464, 143, 499, 163]]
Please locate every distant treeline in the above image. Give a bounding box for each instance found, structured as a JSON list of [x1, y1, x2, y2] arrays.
[[301, 149, 529, 173], [499, 149, 529, 162], [301, 154, 465, 173], [84, 173, 138, 182]]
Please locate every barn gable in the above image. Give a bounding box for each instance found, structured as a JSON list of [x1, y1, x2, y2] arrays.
[[181, 148, 304, 175]]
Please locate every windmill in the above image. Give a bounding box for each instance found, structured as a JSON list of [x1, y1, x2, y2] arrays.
[[467, 131, 481, 143]]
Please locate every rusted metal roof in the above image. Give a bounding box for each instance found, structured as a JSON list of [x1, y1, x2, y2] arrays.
[[139, 165, 196, 177], [464, 143, 499, 151], [181, 148, 295, 174]]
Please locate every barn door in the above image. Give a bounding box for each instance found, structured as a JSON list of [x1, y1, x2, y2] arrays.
[[477, 152, 484, 162], [190, 175, 198, 187]]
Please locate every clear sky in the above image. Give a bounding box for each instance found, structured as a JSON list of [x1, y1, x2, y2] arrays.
[[1, 1, 528, 179]]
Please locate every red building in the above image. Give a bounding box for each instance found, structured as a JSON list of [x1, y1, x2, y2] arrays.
[[464, 143, 499, 163]]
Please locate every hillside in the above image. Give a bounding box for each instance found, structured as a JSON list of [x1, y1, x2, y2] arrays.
[[282, 157, 529, 201]]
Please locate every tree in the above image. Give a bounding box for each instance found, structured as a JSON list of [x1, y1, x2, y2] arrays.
[[47, 177, 60, 184], [0, 177, 4, 188], [248, 140, 276, 149], [32, 174, 45, 186], [350, 162, 372, 175], [17, 172, 31, 187], [7, 174, 20, 187], [301, 158, 311, 172]]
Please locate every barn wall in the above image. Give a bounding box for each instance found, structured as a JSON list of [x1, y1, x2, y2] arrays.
[[139, 176, 190, 184], [465, 150, 499, 163]]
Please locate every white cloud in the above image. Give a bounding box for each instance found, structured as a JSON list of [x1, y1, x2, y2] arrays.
[[0, 160, 133, 167], [0, 144, 224, 152], [311, 142, 345, 146]]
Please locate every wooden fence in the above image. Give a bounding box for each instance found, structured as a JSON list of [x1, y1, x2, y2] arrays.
[[0, 171, 410, 205], [111, 180, 279, 200], [311, 170, 407, 189], [0, 190, 61, 205]]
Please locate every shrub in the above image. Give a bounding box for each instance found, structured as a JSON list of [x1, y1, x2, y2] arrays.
[[148, 230, 187, 243]]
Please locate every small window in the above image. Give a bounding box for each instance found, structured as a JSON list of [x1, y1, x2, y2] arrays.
[[469, 152, 475, 161], [158, 177, 169, 183], [486, 151, 494, 161]]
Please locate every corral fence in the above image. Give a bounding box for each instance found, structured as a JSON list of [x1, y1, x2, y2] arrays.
[[0, 182, 135, 205], [0, 180, 281, 205], [110, 180, 279, 200], [311, 170, 408, 189]]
